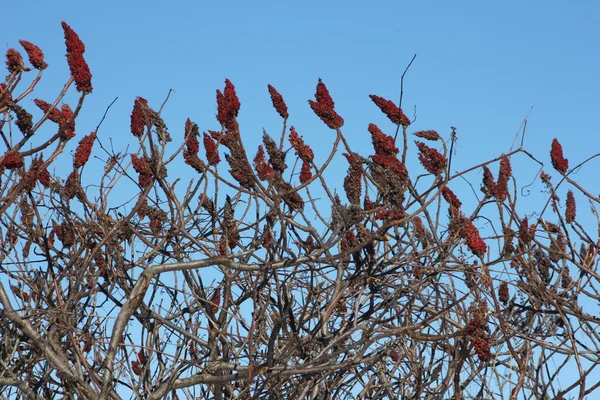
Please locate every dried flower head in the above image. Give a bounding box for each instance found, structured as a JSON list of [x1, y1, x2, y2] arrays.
[[19, 40, 48, 70], [550, 138, 569, 174], [518, 217, 535, 246], [308, 100, 344, 129], [494, 156, 512, 201], [183, 119, 200, 154], [31, 157, 50, 187], [299, 160, 312, 184], [263, 132, 287, 173], [253, 145, 274, 181], [9, 103, 33, 136], [59, 104, 76, 140], [369, 123, 398, 156], [216, 79, 240, 131], [6, 49, 25, 73], [369, 94, 410, 126], [61, 22, 93, 93], [203, 133, 220, 165], [482, 156, 512, 201], [131, 97, 149, 137], [2, 150, 24, 169], [267, 84, 289, 119], [343, 152, 362, 206], [413, 130, 440, 141], [442, 186, 462, 209], [34, 99, 61, 122], [466, 300, 491, 361], [73, 132, 96, 168], [498, 282, 509, 304], [225, 144, 255, 189], [131, 154, 152, 176], [566, 190, 576, 224], [416, 141, 447, 175], [289, 127, 314, 162], [459, 216, 487, 257], [308, 79, 344, 129], [63, 170, 80, 200]]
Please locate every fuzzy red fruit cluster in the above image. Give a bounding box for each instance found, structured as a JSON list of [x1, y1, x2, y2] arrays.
[[2, 150, 24, 169], [6, 49, 25, 73], [565, 190, 576, 224], [216, 79, 241, 131], [369, 94, 410, 126], [130, 97, 149, 138], [550, 138, 568, 174], [308, 79, 344, 129], [267, 84, 289, 119], [416, 141, 446, 175], [61, 22, 93, 93], [19, 40, 48, 70], [73, 132, 96, 168]]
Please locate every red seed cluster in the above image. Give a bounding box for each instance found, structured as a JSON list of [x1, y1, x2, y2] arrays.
[[183, 151, 205, 174], [343, 152, 362, 206], [225, 146, 256, 189], [498, 282, 509, 304], [73, 132, 96, 168], [518, 217, 535, 245], [369, 123, 398, 155], [253, 145, 274, 181], [466, 301, 492, 361], [59, 104, 76, 140], [482, 156, 512, 201], [2, 150, 24, 169], [340, 230, 357, 252], [299, 161, 312, 184], [9, 104, 33, 136], [566, 190, 576, 224], [35, 100, 77, 139], [289, 127, 314, 162], [131, 154, 152, 176], [459, 217, 487, 257], [203, 133, 220, 166], [31, 157, 51, 187], [267, 84, 289, 119], [308, 79, 344, 129], [216, 79, 240, 131], [63, 170, 80, 200], [61, 22, 93, 93], [369, 94, 410, 126], [414, 130, 440, 141], [550, 138, 569, 174], [368, 123, 408, 183], [184, 119, 200, 153], [494, 157, 511, 200], [263, 133, 287, 173], [19, 40, 48, 70], [210, 289, 221, 314], [416, 141, 447, 175], [130, 97, 149, 138], [442, 186, 462, 209], [34, 99, 61, 121], [6, 49, 25, 73]]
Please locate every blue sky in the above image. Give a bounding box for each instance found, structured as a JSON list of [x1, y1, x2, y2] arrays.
[[4, 2, 599, 175]]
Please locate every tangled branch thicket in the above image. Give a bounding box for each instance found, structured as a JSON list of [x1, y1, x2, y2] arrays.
[[2, 22, 600, 400]]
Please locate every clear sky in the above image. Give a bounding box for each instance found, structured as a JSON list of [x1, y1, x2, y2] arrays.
[[3, 1, 599, 187]]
